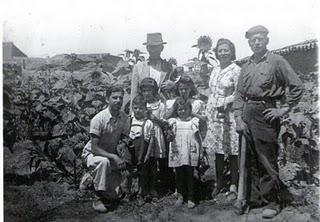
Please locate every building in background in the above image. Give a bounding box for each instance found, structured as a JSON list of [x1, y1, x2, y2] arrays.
[[271, 39, 318, 74], [3, 42, 28, 69]]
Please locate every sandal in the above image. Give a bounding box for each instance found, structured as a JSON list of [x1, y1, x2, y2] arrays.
[[262, 204, 280, 219]]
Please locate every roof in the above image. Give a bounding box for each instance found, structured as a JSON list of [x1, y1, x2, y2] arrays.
[[3, 42, 28, 59], [271, 39, 318, 55], [235, 39, 318, 66]]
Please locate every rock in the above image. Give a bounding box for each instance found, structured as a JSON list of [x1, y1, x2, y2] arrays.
[[91, 100, 103, 108], [84, 107, 97, 117], [62, 110, 77, 124], [52, 122, 67, 137]]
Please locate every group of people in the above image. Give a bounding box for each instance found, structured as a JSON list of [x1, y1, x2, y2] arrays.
[[81, 25, 303, 219]]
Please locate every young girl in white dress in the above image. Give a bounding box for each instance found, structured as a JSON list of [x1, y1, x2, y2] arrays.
[[168, 97, 202, 209]]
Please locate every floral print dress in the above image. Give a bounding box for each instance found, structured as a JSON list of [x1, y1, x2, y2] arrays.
[[203, 63, 241, 155]]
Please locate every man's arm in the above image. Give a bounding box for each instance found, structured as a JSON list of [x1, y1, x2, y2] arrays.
[[233, 85, 245, 120], [232, 74, 250, 135], [263, 57, 303, 122], [277, 57, 303, 109]]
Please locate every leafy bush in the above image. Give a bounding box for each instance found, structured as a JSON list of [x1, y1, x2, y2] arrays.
[[3, 64, 124, 186]]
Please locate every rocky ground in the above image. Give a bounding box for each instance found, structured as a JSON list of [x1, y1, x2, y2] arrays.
[[4, 173, 320, 222]]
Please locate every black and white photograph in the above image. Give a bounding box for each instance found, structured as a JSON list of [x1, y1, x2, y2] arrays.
[[1, 0, 319, 221]]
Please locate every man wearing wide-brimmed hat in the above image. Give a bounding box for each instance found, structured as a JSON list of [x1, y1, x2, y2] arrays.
[[130, 33, 173, 110], [233, 25, 303, 219], [130, 33, 176, 196]]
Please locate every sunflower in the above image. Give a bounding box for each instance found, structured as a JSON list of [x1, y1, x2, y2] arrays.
[[193, 35, 213, 51]]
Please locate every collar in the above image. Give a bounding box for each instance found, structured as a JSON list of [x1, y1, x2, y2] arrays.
[[219, 62, 237, 72], [131, 114, 147, 121], [147, 58, 172, 73], [107, 106, 122, 120], [147, 100, 161, 110], [249, 50, 270, 64], [147, 57, 163, 65]]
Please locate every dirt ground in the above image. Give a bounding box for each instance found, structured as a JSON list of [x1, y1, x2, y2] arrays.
[[4, 179, 320, 222]]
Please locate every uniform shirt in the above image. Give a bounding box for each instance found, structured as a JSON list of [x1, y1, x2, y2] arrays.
[[82, 107, 130, 159], [233, 51, 303, 118]]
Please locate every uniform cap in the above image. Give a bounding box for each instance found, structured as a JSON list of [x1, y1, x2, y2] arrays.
[[245, 25, 269, 39]]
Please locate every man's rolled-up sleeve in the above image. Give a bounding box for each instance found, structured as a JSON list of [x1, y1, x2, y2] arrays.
[[232, 74, 245, 119], [90, 115, 102, 137], [277, 58, 303, 107]]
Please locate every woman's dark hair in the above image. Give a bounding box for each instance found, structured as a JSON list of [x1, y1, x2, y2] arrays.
[[214, 38, 236, 61], [174, 75, 197, 98], [106, 85, 124, 98], [132, 94, 147, 107], [172, 97, 192, 117], [139, 77, 159, 94]]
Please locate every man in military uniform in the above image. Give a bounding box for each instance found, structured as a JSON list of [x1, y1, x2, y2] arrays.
[[233, 25, 303, 219]]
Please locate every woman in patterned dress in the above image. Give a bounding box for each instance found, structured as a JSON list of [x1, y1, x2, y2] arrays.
[[203, 38, 241, 199]]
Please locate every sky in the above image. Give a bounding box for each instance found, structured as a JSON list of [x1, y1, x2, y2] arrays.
[[2, 0, 319, 65]]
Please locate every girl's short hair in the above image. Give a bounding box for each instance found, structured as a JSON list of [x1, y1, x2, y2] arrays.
[[106, 85, 124, 98], [175, 75, 197, 98], [214, 38, 236, 61], [132, 94, 147, 107], [139, 77, 159, 93], [172, 97, 192, 117]]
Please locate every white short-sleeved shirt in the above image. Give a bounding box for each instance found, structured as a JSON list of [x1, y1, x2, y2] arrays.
[[82, 107, 130, 159]]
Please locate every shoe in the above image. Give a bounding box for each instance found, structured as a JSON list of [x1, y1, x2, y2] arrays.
[[174, 194, 183, 207], [233, 200, 249, 215], [226, 191, 237, 201], [262, 205, 280, 219], [230, 184, 237, 193], [187, 200, 196, 209], [92, 199, 108, 213], [227, 185, 237, 201], [79, 172, 93, 191], [211, 187, 222, 199]]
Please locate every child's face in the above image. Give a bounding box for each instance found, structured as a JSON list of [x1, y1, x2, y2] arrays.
[[132, 104, 146, 119], [176, 105, 191, 120], [178, 83, 191, 99], [141, 87, 155, 102]]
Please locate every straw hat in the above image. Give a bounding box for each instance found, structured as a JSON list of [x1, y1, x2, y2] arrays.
[[143, 33, 167, 46]]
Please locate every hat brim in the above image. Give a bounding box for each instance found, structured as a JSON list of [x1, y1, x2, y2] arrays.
[[143, 42, 167, 46]]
